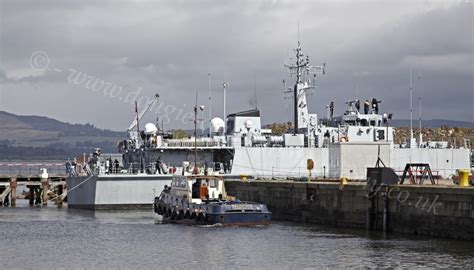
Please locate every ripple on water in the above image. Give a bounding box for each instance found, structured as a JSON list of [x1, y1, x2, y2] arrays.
[[0, 206, 473, 269]]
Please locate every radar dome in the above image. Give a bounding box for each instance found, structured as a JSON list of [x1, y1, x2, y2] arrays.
[[211, 117, 225, 134], [244, 119, 253, 129], [144, 123, 158, 135]]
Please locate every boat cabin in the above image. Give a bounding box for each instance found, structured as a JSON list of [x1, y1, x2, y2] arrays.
[[169, 176, 226, 204]]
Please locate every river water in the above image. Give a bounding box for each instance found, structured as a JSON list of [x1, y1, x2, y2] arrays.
[[0, 204, 473, 269]]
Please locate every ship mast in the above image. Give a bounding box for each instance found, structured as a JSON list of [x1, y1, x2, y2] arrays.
[[208, 53, 212, 136], [193, 92, 198, 174], [193, 92, 204, 174], [410, 66, 413, 148], [284, 35, 325, 135]]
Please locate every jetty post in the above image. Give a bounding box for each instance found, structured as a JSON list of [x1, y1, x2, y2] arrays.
[[10, 178, 17, 207], [40, 169, 49, 206]]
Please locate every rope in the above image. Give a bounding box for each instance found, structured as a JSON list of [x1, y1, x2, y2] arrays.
[[44, 175, 95, 203]]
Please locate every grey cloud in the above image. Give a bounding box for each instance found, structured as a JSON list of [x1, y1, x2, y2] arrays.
[[0, 1, 472, 131]]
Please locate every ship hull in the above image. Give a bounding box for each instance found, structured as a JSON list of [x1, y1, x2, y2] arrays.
[[66, 174, 173, 210]]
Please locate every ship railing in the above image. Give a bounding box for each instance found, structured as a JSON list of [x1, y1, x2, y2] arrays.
[[232, 163, 330, 180], [98, 162, 225, 176], [164, 139, 221, 148]]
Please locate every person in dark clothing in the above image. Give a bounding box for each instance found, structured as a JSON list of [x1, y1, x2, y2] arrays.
[[113, 159, 119, 174], [355, 99, 360, 112], [156, 156, 162, 174], [108, 157, 113, 174], [329, 101, 334, 118], [372, 98, 379, 114]]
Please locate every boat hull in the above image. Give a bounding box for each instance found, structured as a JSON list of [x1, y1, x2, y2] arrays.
[[206, 212, 271, 226], [155, 198, 271, 226]]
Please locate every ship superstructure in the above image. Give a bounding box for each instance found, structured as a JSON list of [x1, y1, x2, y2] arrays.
[[117, 40, 469, 180]]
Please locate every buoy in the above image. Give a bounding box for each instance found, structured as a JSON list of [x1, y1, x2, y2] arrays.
[[457, 169, 469, 187], [340, 136, 348, 143]]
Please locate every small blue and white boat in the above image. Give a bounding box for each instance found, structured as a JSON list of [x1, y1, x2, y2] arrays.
[[154, 175, 271, 226]]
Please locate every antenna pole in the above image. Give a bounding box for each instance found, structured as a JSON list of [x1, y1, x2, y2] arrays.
[[254, 69, 258, 109], [410, 66, 413, 148], [193, 92, 198, 174], [419, 96, 422, 147], [298, 20, 300, 44], [208, 53, 212, 136], [223, 82, 228, 134], [135, 101, 140, 140]]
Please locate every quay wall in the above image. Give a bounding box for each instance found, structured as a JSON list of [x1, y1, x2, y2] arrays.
[[225, 181, 474, 240]]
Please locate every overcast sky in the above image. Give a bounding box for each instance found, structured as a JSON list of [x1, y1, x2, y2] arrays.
[[0, 0, 472, 131]]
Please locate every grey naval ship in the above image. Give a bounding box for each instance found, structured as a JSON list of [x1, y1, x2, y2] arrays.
[[66, 40, 471, 209]]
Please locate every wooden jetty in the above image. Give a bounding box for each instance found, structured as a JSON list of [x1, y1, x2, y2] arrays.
[[0, 164, 67, 207]]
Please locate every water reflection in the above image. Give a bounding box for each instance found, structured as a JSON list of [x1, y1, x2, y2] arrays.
[[0, 205, 472, 269]]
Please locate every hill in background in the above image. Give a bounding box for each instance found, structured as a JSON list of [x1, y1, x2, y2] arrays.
[[0, 111, 126, 160]]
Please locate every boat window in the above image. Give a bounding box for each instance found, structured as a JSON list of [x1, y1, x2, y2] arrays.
[[191, 180, 200, 198], [208, 179, 217, 188], [173, 178, 187, 188]]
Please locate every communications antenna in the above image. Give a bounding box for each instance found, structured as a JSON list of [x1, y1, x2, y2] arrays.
[[208, 52, 212, 136]]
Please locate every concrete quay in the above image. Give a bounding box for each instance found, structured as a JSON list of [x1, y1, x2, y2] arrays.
[[225, 180, 474, 241]]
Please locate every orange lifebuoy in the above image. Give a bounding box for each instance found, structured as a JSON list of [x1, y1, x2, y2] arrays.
[[340, 136, 348, 142]]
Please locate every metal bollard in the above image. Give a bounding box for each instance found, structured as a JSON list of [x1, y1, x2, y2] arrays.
[[457, 169, 469, 187]]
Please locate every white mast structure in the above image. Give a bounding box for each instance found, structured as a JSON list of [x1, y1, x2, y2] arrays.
[[223, 81, 229, 134], [284, 37, 325, 135], [409, 66, 416, 148], [418, 71, 423, 147], [419, 96, 422, 147], [208, 53, 212, 136]]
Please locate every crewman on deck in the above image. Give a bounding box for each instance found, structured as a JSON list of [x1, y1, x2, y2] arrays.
[[329, 101, 334, 118], [105, 158, 110, 175], [355, 99, 360, 112], [113, 159, 119, 174], [372, 98, 379, 114], [364, 99, 370, 114], [156, 156, 163, 174]]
